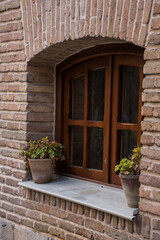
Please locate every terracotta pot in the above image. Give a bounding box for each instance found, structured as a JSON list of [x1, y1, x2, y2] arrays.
[[28, 158, 55, 184], [119, 174, 140, 208]]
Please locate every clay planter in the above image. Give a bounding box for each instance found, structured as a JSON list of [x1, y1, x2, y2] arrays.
[[28, 158, 55, 184], [119, 174, 140, 208]]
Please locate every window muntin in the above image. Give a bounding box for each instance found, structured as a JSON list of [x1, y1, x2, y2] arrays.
[[58, 54, 143, 186]]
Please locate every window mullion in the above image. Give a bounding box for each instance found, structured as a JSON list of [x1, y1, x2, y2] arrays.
[[103, 56, 112, 183], [83, 71, 88, 169]]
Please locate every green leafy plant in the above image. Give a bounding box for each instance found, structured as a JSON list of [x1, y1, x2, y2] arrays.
[[20, 137, 65, 161], [115, 147, 141, 175]]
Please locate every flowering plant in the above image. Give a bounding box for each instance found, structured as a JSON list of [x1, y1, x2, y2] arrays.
[[20, 137, 65, 161], [115, 147, 141, 175]]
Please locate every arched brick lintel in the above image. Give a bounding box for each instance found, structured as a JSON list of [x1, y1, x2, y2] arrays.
[[21, 0, 153, 62]]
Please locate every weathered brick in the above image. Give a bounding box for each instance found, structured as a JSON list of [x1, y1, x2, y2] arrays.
[[143, 0, 152, 24], [75, 226, 93, 239], [7, 213, 20, 224], [142, 121, 160, 132], [152, 232, 160, 240], [144, 48, 160, 60], [0, 11, 21, 22], [140, 201, 160, 216], [153, 2, 160, 15], [0, 22, 22, 33], [58, 220, 75, 233], [49, 226, 65, 239], [152, 218, 160, 230], [134, 215, 142, 235], [90, 209, 97, 219], [35, 203, 50, 214], [140, 174, 160, 188], [142, 216, 150, 239], [85, 219, 105, 233], [27, 210, 41, 220], [34, 222, 49, 233], [6, 178, 18, 187], [2, 202, 13, 212], [14, 206, 26, 216], [141, 133, 154, 145], [66, 233, 87, 240], [105, 225, 128, 239], [67, 213, 84, 225], [20, 218, 34, 228], [42, 214, 57, 226], [141, 147, 160, 160], [111, 216, 118, 229]]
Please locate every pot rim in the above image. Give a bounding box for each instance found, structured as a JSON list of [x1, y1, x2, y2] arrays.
[[119, 174, 139, 179], [28, 158, 54, 161]]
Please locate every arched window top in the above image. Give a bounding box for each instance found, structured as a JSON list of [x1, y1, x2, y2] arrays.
[[56, 44, 144, 186]]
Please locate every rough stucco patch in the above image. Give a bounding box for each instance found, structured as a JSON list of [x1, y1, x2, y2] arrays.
[[14, 225, 49, 240], [0, 219, 14, 240]]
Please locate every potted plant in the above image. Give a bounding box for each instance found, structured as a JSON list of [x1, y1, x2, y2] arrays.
[[115, 147, 141, 208], [20, 137, 65, 184]]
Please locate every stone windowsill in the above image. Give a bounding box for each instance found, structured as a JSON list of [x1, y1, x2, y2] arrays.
[[18, 176, 138, 221]]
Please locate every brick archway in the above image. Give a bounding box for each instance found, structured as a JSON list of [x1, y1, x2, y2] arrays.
[[21, 0, 152, 62], [1, 0, 160, 239]]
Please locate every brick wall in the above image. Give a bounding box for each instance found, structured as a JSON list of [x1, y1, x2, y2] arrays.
[[1, 0, 160, 239]]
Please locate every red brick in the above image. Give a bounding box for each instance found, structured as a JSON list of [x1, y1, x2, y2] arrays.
[[2, 202, 13, 212], [127, 0, 137, 41], [85, 219, 105, 233], [20, 218, 34, 228], [120, 0, 130, 39], [0, 32, 23, 43], [6, 178, 18, 187], [152, 232, 160, 240], [42, 214, 57, 226], [35, 203, 50, 214], [148, 33, 160, 45], [141, 134, 154, 145], [27, 210, 41, 220], [153, 2, 160, 15], [113, 0, 123, 38], [142, 216, 150, 239], [67, 213, 84, 225], [144, 48, 160, 60], [152, 218, 160, 230], [7, 213, 20, 223], [108, 0, 116, 38], [140, 174, 160, 188], [0, 22, 22, 33], [14, 206, 26, 216], [0, 210, 6, 218], [34, 222, 49, 233], [0, 11, 21, 22], [58, 220, 75, 233], [142, 147, 160, 159], [75, 226, 93, 239], [0, 53, 26, 63], [49, 226, 65, 239], [90, 209, 97, 219], [142, 92, 160, 102], [141, 106, 153, 117]]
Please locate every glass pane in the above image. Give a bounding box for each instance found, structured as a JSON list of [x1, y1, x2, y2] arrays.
[[118, 130, 137, 162], [87, 127, 103, 170], [119, 66, 139, 124], [71, 75, 84, 120], [88, 68, 105, 121], [71, 126, 83, 166]]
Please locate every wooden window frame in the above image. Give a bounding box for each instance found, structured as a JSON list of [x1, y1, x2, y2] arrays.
[[56, 44, 144, 186]]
